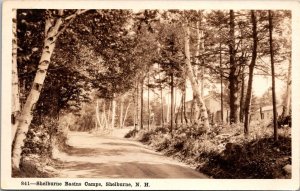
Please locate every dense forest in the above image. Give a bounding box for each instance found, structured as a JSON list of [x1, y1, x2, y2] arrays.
[[11, 9, 291, 179]]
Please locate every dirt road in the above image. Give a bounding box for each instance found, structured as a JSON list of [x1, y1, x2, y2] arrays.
[[53, 130, 208, 178]]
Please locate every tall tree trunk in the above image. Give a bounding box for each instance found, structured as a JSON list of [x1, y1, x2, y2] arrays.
[[135, 80, 140, 130], [119, 96, 124, 129], [158, 66, 164, 127], [268, 10, 278, 141], [183, 23, 210, 131], [95, 99, 101, 130], [102, 102, 106, 128], [107, 100, 112, 127], [103, 102, 108, 129], [147, 73, 150, 130], [166, 94, 170, 124], [95, 118, 98, 131], [183, 83, 188, 124], [174, 88, 177, 122], [12, 9, 21, 142], [170, 72, 174, 134], [244, 10, 258, 135], [140, 79, 144, 129], [195, 21, 205, 98], [133, 82, 137, 129], [282, 58, 291, 117], [122, 103, 131, 128], [111, 96, 116, 129], [193, 21, 203, 121], [176, 93, 183, 126], [228, 10, 239, 124], [12, 11, 64, 169], [240, 72, 245, 123], [191, 95, 198, 123], [227, 110, 229, 123], [160, 86, 164, 127], [219, 43, 224, 124], [239, 25, 246, 124], [180, 91, 183, 124]]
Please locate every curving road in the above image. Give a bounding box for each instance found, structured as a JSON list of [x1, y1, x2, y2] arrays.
[[53, 130, 208, 178]]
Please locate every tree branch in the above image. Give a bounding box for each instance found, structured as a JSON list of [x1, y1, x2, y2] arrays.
[[56, 9, 89, 37], [65, 9, 89, 21]]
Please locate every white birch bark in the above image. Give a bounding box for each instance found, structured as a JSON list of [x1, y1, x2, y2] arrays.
[[111, 96, 116, 129], [136, 81, 141, 130], [12, 10, 89, 168], [166, 97, 170, 124], [103, 102, 108, 129], [12, 9, 21, 142], [191, 21, 205, 124], [183, 23, 210, 131], [119, 96, 124, 128], [12, 11, 64, 169], [133, 87, 137, 129], [95, 99, 101, 130], [122, 103, 131, 128], [283, 59, 291, 117]]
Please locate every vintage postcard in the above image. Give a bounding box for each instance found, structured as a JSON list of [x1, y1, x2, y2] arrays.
[[1, 0, 300, 190]]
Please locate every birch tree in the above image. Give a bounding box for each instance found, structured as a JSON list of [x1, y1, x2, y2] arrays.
[[281, 13, 292, 118], [12, 9, 21, 140], [95, 99, 101, 129], [183, 22, 210, 131], [283, 60, 291, 117], [191, 20, 204, 124], [111, 96, 116, 129], [119, 96, 124, 128], [122, 102, 131, 128], [12, 9, 88, 170]]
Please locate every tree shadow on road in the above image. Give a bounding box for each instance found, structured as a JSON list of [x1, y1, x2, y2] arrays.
[[101, 142, 142, 147], [62, 145, 125, 157], [61, 144, 163, 157], [56, 161, 208, 178]]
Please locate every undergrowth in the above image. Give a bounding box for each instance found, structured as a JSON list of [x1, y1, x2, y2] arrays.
[[125, 122, 291, 179], [13, 117, 69, 177]]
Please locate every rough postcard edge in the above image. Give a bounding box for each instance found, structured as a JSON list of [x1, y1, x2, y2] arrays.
[[1, 0, 300, 190]]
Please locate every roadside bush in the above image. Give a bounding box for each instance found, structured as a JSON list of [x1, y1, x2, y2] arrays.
[[154, 126, 169, 134], [53, 122, 69, 151], [200, 136, 291, 178], [126, 122, 291, 179], [22, 115, 70, 156], [136, 130, 154, 143], [124, 128, 138, 138], [151, 134, 171, 151], [17, 117, 62, 178], [74, 114, 95, 131], [22, 123, 53, 157], [166, 133, 187, 155]]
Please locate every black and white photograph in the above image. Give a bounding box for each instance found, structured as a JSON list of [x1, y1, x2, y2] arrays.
[[1, 0, 300, 190]]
